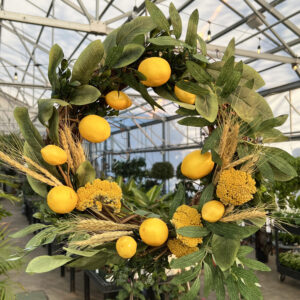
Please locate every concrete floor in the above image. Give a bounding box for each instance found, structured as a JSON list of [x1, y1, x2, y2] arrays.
[[3, 201, 300, 300]]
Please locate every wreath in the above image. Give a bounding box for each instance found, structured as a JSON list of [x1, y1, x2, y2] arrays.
[[3, 1, 297, 299]]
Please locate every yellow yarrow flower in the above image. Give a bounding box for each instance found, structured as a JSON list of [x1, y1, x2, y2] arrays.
[[216, 168, 256, 206], [76, 179, 122, 213], [171, 205, 203, 247], [167, 239, 198, 258]]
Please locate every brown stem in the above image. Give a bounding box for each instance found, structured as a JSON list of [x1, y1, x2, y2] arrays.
[[88, 208, 111, 221], [103, 205, 120, 223], [154, 248, 168, 261], [58, 165, 72, 187], [120, 214, 139, 224]]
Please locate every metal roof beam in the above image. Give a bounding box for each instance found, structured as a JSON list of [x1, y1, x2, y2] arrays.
[[61, 0, 94, 22], [255, 0, 300, 37], [0, 81, 51, 89], [211, 0, 284, 42], [0, 10, 110, 34]]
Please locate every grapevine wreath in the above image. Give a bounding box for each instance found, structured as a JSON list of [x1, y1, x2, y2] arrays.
[[3, 1, 297, 299]]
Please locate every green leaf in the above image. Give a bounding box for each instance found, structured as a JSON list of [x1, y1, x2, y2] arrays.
[[170, 248, 205, 269], [76, 161, 96, 187], [14, 107, 44, 153], [38, 98, 69, 126], [197, 35, 207, 56], [178, 117, 210, 127], [181, 277, 201, 300], [112, 44, 145, 68], [27, 174, 48, 198], [244, 79, 255, 89], [105, 45, 123, 68], [176, 80, 209, 96], [177, 226, 209, 238], [63, 247, 100, 257], [48, 108, 59, 144], [239, 257, 271, 271], [116, 16, 155, 47], [222, 38, 235, 62], [176, 108, 198, 116], [195, 92, 218, 123], [171, 265, 201, 285], [70, 85, 100, 105], [202, 127, 221, 153], [170, 182, 185, 218], [220, 60, 243, 98], [237, 245, 254, 257], [261, 128, 288, 143], [25, 227, 56, 250], [10, 224, 49, 238], [216, 56, 234, 86], [169, 2, 182, 39], [185, 9, 199, 48], [48, 44, 64, 90], [225, 275, 239, 300], [193, 53, 209, 63], [145, 0, 169, 33], [26, 255, 73, 274], [212, 234, 240, 271], [146, 184, 162, 203], [123, 73, 163, 110], [71, 40, 104, 84], [206, 222, 259, 239], [199, 183, 215, 209], [103, 28, 119, 53], [148, 36, 191, 48], [258, 114, 288, 131], [228, 87, 273, 123], [134, 209, 160, 219], [257, 159, 274, 182], [203, 261, 213, 297], [215, 267, 226, 300], [186, 61, 213, 84]]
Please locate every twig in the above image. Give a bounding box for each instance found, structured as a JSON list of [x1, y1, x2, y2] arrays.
[[120, 214, 139, 224], [58, 165, 71, 187], [154, 248, 168, 261]]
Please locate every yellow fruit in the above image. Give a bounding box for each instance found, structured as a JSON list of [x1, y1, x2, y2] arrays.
[[181, 150, 214, 180], [201, 200, 225, 223], [139, 218, 168, 247], [79, 115, 111, 143], [105, 91, 132, 110], [41, 145, 67, 166], [47, 186, 78, 214], [138, 57, 171, 87], [174, 84, 196, 104], [116, 236, 137, 259]]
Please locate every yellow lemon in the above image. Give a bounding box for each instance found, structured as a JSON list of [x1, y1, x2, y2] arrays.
[[116, 236, 137, 259], [138, 57, 171, 87], [47, 185, 78, 214], [79, 115, 111, 143], [201, 200, 225, 223], [139, 218, 168, 247], [181, 150, 214, 180], [174, 84, 196, 104], [41, 145, 67, 166], [105, 91, 132, 110]]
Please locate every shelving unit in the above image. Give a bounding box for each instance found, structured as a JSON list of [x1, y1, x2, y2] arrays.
[[275, 224, 300, 282]]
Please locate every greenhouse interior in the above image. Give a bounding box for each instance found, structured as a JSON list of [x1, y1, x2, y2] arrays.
[[0, 0, 300, 299]]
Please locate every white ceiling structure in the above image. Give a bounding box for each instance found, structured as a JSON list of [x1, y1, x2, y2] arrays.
[[0, 0, 299, 145]]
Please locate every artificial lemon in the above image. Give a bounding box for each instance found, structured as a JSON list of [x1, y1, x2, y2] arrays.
[[116, 236, 137, 259], [201, 200, 225, 223], [47, 185, 78, 214], [138, 57, 171, 87], [174, 84, 196, 104], [139, 218, 168, 247], [79, 115, 111, 143], [105, 91, 132, 110], [181, 150, 214, 180], [41, 145, 67, 166]]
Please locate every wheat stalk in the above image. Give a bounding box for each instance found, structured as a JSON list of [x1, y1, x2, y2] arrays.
[[76, 219, 139, 232], [23, 156, 62, 186], [64, 125, 80, 167], [0, 151, 57, 186], [220, 209, 267, 222], [76, 142, 86, 166], [71, 231, 133, 247], [60, 129, 75, 173]]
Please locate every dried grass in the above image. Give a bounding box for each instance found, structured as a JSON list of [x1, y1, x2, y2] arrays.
[[60, 129, 74, 173], [220, 208, 267, 222], [76, 219, 139, 232], [71, 231, 133, 247]]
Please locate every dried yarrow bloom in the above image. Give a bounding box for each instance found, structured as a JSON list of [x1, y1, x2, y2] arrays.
[[216, 168, 256, 206], [171, 204, 203, 247], [167, 239, 198, 258], [76, 179, 122, 213]]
